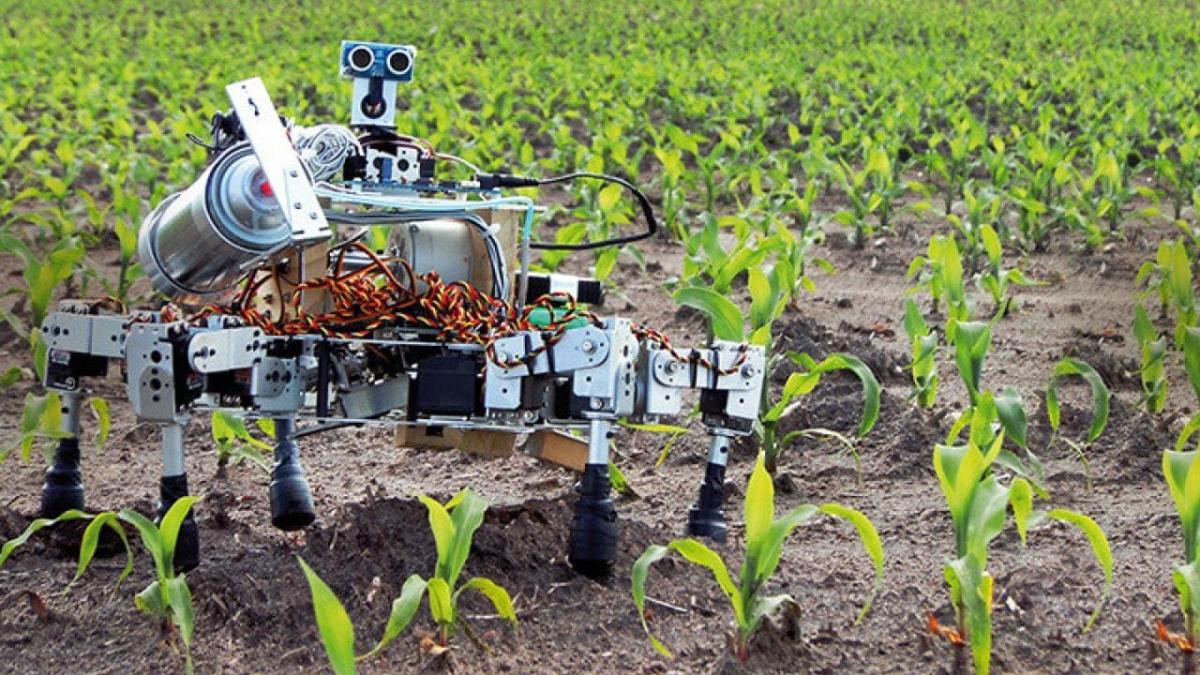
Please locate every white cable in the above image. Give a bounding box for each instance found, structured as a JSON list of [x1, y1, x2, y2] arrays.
[[294, 125, 362, 181]]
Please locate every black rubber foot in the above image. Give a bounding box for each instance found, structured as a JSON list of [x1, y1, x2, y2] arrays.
[[41, 437, 84, 518], [685, 462, 727, 543], [269, 457, 315, 531], [568, 463, 618, 579], [159, 474, 199, 573]]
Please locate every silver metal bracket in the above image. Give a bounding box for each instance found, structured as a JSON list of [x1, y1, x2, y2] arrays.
[[226, 77, 331, 244]]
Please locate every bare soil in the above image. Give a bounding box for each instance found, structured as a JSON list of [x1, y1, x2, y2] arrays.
[[0, 215, 1193, 674]]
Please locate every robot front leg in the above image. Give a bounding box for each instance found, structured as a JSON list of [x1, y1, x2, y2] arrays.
[[268, 417, 315, 530], [686, 432, 732, 543], [41, 391, 85, 517], [159, 421, 200, 571], [568, 418, 618, 579]]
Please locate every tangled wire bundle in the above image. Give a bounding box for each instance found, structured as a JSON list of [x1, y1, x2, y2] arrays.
[[173, 241, 747, 374]]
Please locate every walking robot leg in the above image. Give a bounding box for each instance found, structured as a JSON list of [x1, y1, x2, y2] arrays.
[[268, 417, 315, 530], [40, 391, 85, 517], [158, 420, 199, 571], [568, 419, 618, 578]]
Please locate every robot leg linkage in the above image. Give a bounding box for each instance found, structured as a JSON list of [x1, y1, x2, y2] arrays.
[[158, 420, 199, 571], [268, 417, 315, 530], [40, 391, 85, 517], [568, 418, 618, 577]]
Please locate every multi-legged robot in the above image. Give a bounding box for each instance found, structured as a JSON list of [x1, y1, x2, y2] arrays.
[[36, 42, 766, 576]]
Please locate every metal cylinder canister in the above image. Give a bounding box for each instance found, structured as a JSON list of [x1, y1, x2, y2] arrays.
[[137, 144, 291, 304]]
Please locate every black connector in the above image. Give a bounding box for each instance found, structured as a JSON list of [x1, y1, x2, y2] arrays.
[[476, 172, 541, 190]]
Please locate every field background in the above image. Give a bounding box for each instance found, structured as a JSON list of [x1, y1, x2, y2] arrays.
[[3, 1, 1200, 673]]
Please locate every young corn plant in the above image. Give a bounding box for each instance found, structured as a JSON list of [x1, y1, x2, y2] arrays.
[[907, 235, 970, 334], [632, 453, 883, 661], [1133, 304, 1169, 413], [0, 498, 199, 673], [902, 298, 939, 407], [831, 144, 906, 248], [976, 224, 1041, 318], [297, 488, 516, 673], [1172, 328, 1200, 452], [930, 429, 1112, 675], [759, 352, 880, 475], [210, 411, 273, 477], [946, 183, 1003, 274], [1045, 358, 1111, 488], [1160, 449, 1200, 666], [947, 322, 1043, 483], [1136, 239, 1196, 346]]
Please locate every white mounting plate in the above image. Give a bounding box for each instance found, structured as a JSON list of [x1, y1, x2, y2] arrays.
[[226, 77, 331, 243]]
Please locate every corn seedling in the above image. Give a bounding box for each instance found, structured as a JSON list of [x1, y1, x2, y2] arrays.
[[831, 144, 907, 248], [1136, 240, 1197, 346], [907, 235, 970, 333], [931, 431, 1112, 675], [1133, 304, 1169, 413], [759, 352, 880, 474], [976, 224, 1041, 318], [946, 182, 1003, 274], [0, 498, 199, 673], [924, 111, 986, 216], [632, 453, 883, 661], [947, 323, 1044, 484], [1045, 358, 1111, 488], [210, 411, 273, 476], [902, 298, 939, 407], [1161, 449, 1200, 666], [298, 488, 516, 671]]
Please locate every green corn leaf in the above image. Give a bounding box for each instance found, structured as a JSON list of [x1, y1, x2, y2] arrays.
[[363, 574, 427, 660], [158, 496, 197, 574], [817, 502, 885, 624], [945, 557, 995, 675], [980, 224, 1002, 266], [630, 544, 675, 658], [117, 510, 167, 580], [1046, 358, 1111, 444], [0, 509, 91, 569], [135, 579, 168, 619], [1185, 327, 1200, 405], [88, 397, 110, 450], [1172, 562, 1200, 630], [427, 576, 455, 627], [747, 266, 773, 330], [672, 287, 745, 342], [75, 511, 134, 587], [418, 494, 455, 579], [166, 574, 195, 651], [995, 387, 1028, 449], [954, 321, 992, 405], [444, 489, 487, 589], [1177, 415, 1200, 452], [752, 504, 820, 590], [1043, 509, 1113, 631], [1009, 478, 1032, 545], [297, 557, 356, 675], [743, 453, 775, 559], [667, 538, 744, 627], [1163, 450, 1200, 560], [456, 576, 518, 628]]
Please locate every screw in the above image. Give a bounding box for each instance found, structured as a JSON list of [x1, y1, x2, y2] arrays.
[[581, 340, 596, 354], [589, 397, 605, 410], [310, 211, 319, 220], [741, 364, 756, 378], [663, 360, 678, 374], [289, 169, 299, 178], [293, 201, 302, 209]]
